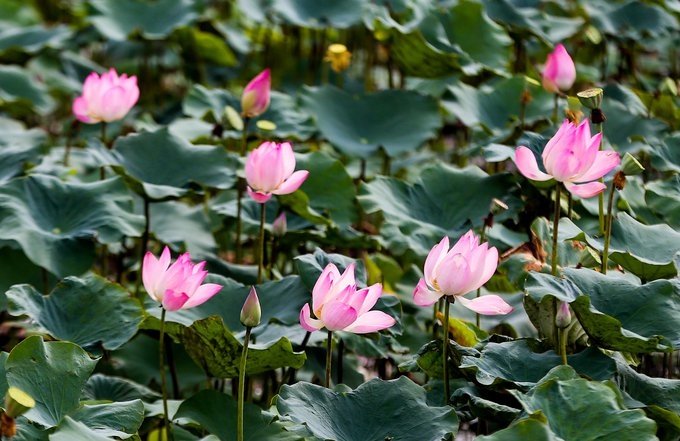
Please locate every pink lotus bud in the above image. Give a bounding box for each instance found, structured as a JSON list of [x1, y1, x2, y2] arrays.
[[241, 68, 271, 118], [514, 119, 620, 198], [300, 262, 396, 334], [245, 141, 309, 203], [240, 287, 262, 328], [542, 44, 576, 93], [72, 68, 139, 123], [272, 212, 287, 237], [413, 231, 512, 315], [142, 246, 223, 311], [556, 301, 572, 329]]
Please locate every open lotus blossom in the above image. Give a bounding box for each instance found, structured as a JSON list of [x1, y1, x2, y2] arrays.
[[542, 44, 576, 93], [245, 141, 309, 203], [72, 68, 139, 123], [514, 119, 620, 198], [241, 68, 271, 118], [143, 246, 223, 311], [300, 262, 396, 334], [413, 231, 512, 315]]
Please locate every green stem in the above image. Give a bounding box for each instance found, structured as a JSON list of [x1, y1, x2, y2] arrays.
[[551, 185, 561, 276], [159, 308, 174, 441], [237, 326, 252, 441], [257, 203, 265, 284], [101, 121, 108, 147], [325, 330, 333, 388], [443, 299, 451, 405], [602, 184, 616, 275], [476, 226, 487, 328], [558, 326, 568, 365], [235, 118, 250, 263], [597, 123, 605, 236]]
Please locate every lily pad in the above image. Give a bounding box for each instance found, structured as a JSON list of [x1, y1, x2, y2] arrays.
[[0, 175, 143, 277], [272, 0, 363, 29], [67, 400, 145, 439], [0, 64, 55, 115], [301, 85, 442, 158], [5, 336, 97, 428], [7, 274, 144, 353], [276, 376, 458, 441]]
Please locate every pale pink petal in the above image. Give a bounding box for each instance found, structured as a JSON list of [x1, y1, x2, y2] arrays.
[[435, 253, 471, 296], [246, 187, 271, 203], [72, 97, 92, 123], [272, 170, 309, 196], [541, 120, 571, 163], [457, 295, 513, 315], [312, 264, 339, 314], [424, 236, 449, 285], [162, 289, 189, 311], [279, 142, 296, 180], [300, 304, 324, 332], [99, 86, 130, 122], [478, 246, 499, 288], [515, 147, 553, 181], [563, 181, 607, 198], [320, 301, 358, 331], [356, 283, 383, 316], [181, 283, 223, 309], [413, 278, 442, 306], [449, 231, 477, 256], [573, 150, 620, 182], [343, 310, 395, 334]]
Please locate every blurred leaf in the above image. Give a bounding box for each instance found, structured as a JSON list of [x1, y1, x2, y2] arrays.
[[180, 316, 306, 378], [150, 201, 217, 256], [0, 64, 55, 114], [276, 376, 458, 441], [358, 164, 519, 257], [7, 274, 143, 353], [651, 133, 680, 173], [110, 128, 237, 200], [301, 85, 442, 158], [645, 176, 680, 230], [254, 91, 316, 140], [175, 390, 302, 441], [185, 28, 237, 66], [508, 365, 657, 441], [6, 336, 97, 428], [89, 0, 198, 40], [272, 0, 363, 28], [476, 416, 561, 441], [0, 175, 143, 277], [587, 0, 679, 39], [0, 24, 70, 53], [0, 118, 44, 184]]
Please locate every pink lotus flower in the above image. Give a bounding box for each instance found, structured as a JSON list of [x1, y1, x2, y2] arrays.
[[413, 231, 512, 315], [542, 44, 576, 93], [241, 68, 271, 118], [514, 119, 620, 198], [245, 141, 309, 203], [300, 263, 396, 334], [72, 68, 139, 124], [143, 246, 223, 311]]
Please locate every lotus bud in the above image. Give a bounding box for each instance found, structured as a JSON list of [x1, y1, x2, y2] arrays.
[[241, 68, 271, 118], [240, 287, 261, 328], [324, 44, 352, 73], [620, 153, 645, 176], [272, 212, 287, 237], [555, 301, 571, 329], [577, 87, 604, 110]]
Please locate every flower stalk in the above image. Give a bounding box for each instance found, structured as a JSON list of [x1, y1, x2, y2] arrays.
[[325, 330, 333, 388], [442, 298, 451, 405], [159, 307, 174, 441], [237, 325, 252, 441]]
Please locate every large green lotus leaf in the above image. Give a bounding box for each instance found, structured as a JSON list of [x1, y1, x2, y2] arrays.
[[7, 274, 144, 353], [272, 0, 363, 28], [421, 0, 512, 75], [525, 270, 678, 352], [358, 163, 519, 257], [0, 65, 55, 115], [179, 315, 306, 378], [89, 0, 198, 40], [178, 27, 237, 67], [0, 119, 43, 184], [509, 365, 657, 441], [482, 0, 584, 42], [276, 376, 458, 441], [150, 201, 217, 256], [389, 28, 460, 78], [645, 177, 680, 230], [49, 417, 115, 441], [83, 374, 160, 402], [601, 99, 667, 154], [587, 0, 679, 39], [651, 133, 680, 173], [301, 85, 442, 158], [443, 76, 553, 137], [67, 400, 145, 439], [14, 419, 49, 441], [175, 389, 302, 441], [459, 340, 616, 388], [110, 128, 237, 200], [256, 91, 316, 140], [561, 213, 680, 281], [6, 336, 97, 428], [476, 416, 562, 441], [183, 84, 238, 122], [0, 175, 143, 277], [0, 24, 70, 53], [0, 246, 53, 309]]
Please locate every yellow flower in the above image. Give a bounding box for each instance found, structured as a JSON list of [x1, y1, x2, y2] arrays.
[[325, 44, 352, 73]]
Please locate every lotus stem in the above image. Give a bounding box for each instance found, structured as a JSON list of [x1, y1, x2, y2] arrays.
[[597, 123, 605, 236], [602, 182, 617, 275], [325, 330, 333, 388], [257, 203, 265, 284], [443, 298, 451, 405], [551, 184, 561, 276], [235, 117, 250, 263], [159, 308, 174, 441], [237, 326, 252, 441], [558, 326, 568, 365]]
